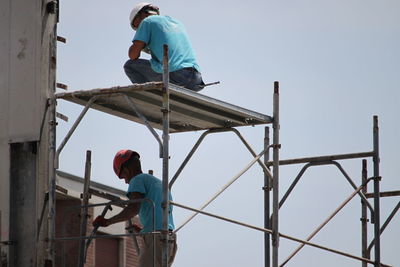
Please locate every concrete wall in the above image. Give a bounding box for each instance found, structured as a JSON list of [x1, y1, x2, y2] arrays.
[[0, 0, 45, 143], [0, 0, 12, 264], [0, 0, 57, 265]]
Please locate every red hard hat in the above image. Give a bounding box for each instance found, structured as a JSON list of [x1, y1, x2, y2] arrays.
[[113, 149, 140, 178]]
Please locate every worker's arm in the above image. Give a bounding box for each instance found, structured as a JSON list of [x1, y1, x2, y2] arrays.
[[103, 192, 143, 226], [128, 40, 146, 60]]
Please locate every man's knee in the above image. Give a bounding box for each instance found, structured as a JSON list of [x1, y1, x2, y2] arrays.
[[124, 59, 137, 72]]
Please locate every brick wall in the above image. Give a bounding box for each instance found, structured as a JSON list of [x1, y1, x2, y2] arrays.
[[95, 234, 119, 267], [55, 198, 94, 267], [55, 198, 141, 267], [55, 199, 81, 267]]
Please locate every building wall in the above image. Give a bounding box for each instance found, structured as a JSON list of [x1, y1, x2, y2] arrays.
[[55, 199, 83, 267], [0, 0, 45, 143], [0, 0, 57, 265], [0, 145, 9, 266], [0, 0, 11, 262], [95, 235, 120, 267]]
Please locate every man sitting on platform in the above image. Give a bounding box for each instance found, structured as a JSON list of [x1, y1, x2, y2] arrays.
[[124, 2, 205, 91]]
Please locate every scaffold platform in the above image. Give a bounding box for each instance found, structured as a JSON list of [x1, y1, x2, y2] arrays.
[[55, 82, 273, 133]]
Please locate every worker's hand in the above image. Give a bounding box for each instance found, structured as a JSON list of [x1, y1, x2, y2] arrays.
[[126, 222, 143, 233], [92, 216, 109, 227]]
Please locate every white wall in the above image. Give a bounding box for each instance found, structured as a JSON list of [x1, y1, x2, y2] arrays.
[[0, 0, 11, 260], [1, 0, 44, 143], [0, 0, 57, 265]]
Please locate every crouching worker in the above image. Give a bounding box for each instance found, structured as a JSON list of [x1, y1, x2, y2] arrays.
[[124, 2, 205, 91], [93, 150, 177, 266]]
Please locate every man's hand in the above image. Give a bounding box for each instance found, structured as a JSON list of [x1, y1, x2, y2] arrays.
[[92, 216, 109, 227]]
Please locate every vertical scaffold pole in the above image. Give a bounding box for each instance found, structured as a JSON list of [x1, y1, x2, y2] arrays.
[[272, 81, 280, 267], [78, 151, 92, 267], [264, 126, 271, 267], [372, 116, 381, 267], [361, 159, 368, 267], [47, 97, 57, 266], [161, 44, 170, 267]]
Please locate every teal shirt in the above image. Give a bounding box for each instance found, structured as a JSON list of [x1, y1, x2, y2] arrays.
[[127, 173, 174, 233], [133, 15, 200, 73]]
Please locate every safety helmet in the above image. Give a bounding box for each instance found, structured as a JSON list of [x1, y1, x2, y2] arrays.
[[113, 149, 140, 178], [129, 3, 160, 30]]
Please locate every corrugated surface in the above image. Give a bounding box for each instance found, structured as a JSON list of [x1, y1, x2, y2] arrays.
[[56, 83, 272, 133]]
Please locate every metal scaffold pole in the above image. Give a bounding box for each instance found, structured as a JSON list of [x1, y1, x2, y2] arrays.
[[47, 97, 57, 266], [372, 116, 381, 267], [272, 81, 280, 267], [264, 126, 271, 267], [361, 159, 368, 267], [78, 151, 92, 267], [161, 44, 170, 267]]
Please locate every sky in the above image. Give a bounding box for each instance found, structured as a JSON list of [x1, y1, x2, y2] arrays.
[[56, 1, 400, 266]]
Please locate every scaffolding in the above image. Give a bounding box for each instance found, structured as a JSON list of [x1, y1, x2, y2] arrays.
[[46, 47, 400, 267]]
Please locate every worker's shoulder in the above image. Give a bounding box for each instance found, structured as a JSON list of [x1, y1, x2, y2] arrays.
[[145, 15, 180, 24], [136, 173, 159, 181]]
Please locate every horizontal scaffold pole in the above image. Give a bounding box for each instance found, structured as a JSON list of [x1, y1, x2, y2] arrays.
[[280, 178, 373, 266], [267, 151, 374, 166], [174, 147, 271, 233], [171, 201, 394, 267]]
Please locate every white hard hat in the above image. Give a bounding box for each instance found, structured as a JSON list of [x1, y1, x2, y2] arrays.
[[129, 3, 159, 30]]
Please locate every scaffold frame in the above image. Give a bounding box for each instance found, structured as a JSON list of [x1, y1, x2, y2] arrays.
[[47, 47, 400, 267]]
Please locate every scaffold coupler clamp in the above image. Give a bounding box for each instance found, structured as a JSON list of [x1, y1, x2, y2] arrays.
[[373, 176, 382, 182], [161, 107, 170, 114], [262, 185, 273, 191], [272, 143, 281, 149], [160, 229, 174, 243]]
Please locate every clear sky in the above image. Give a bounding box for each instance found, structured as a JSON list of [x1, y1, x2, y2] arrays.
[[56, 1, 399, 266]]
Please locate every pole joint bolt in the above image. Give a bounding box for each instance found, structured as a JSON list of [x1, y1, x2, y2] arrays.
[[372, 176, 382, 181], [262, 185, 272, 191], [272, 144, 281, 149]]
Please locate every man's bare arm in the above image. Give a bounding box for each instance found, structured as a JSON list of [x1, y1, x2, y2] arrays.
[[106, 192, 143, 226], [128, 40, 146, 59]]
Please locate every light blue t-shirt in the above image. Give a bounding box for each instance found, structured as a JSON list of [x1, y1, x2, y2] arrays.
[[127, 173, 174, 233], [133, 15, 200, 73]]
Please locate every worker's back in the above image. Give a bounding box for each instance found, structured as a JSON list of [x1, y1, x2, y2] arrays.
[[127, 173, 174, 233], [134, 15, 201, 73]]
